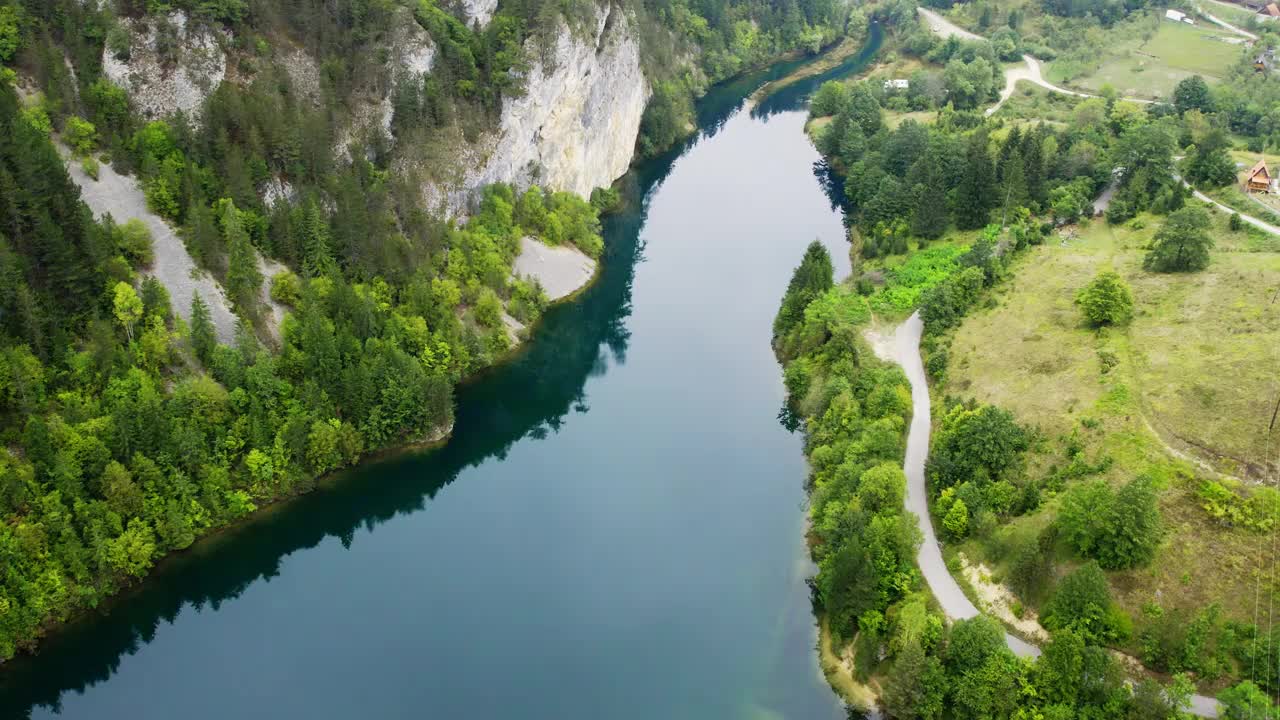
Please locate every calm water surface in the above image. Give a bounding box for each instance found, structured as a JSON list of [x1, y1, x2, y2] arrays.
[[2, 29, 880, 720]]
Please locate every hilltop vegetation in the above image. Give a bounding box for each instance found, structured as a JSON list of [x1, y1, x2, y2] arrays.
[[785, 0, 1280, 712], [774, 231, 1218, 718]]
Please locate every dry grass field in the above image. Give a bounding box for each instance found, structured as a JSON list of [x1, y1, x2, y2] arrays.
[[943, 210, 1280, 628]]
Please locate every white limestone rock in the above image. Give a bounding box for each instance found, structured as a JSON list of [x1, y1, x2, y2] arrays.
[[458, 0, 499, 28], [445, 3, 649, 211], [335, 16, 435, 159], [280, 45, 321, 104], [102, 11, 227, 122]]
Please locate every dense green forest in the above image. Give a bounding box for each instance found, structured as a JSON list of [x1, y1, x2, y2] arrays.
[[0, 0, 871, 662]]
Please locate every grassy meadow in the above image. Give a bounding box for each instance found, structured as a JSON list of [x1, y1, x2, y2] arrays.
[[1061, 19, 1243, 98], [941, 210, 1280, 638]]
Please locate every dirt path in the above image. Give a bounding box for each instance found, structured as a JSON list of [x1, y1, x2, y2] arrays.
[[986, 54, 1156, 116], [64, 153, 239, 344], [1188, 184, 1280, 236], [866, 313, 1040, 660], [917, 7, 982, 41], [1194, 2, 1260, 39], [916, 9, 1155, 114], [870, 311, 1222, 718]]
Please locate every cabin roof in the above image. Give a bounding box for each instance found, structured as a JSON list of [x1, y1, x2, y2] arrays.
[[1247, 158, 1271, 181]]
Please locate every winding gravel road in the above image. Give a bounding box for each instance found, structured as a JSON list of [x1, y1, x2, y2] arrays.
[[918, 5, 1280, 241], [869, 313, 1040, 659], [1193, 2, 1260, 40], [916, 7, 1154, 116], [871, 311, 1221, 718]]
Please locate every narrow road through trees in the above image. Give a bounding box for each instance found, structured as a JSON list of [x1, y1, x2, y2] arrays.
[[871, 312, 1222, 718]]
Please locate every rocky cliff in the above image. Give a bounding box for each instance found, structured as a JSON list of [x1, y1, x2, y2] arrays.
[[100, 3, 649, 216], [458, 0, 498, 28], [447, 3, 649, 210], [102, 11, 227, 121]]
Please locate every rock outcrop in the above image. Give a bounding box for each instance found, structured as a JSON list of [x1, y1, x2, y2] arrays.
[[458, 0, 499, 28], [443, 4, 649, 210], [102, 11, 227, 121], [99, 2, 647, 220], [336, 15, 436, 159]]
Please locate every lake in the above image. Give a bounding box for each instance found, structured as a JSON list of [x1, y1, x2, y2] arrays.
[[1, 25, 882, 720]]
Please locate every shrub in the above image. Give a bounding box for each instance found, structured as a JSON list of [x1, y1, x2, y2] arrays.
[[1043, 562, 1126, 643], [1058, 477, 1161, 570], [65, 116, 98, 156], [81, 155, 100, 181], [1229, 212, 1243, 232], [270, 271, 303, 307], [1009, 525, 1057, 605], [589, 186, 621, 214], [1075, 270, 1133, 326], [1096, 347, 1119, 374], [116, 218, 155, 267], [943, 498, 969, 539]]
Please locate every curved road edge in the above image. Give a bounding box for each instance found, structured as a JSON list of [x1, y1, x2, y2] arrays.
[[869, 310, 1221, 719]]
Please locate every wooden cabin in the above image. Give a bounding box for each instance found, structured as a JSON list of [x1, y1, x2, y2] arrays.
[[1245, 158, 1273, 193]]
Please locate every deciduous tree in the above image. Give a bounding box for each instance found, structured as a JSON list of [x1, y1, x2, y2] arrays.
[[1144, 207, 1213, 273]]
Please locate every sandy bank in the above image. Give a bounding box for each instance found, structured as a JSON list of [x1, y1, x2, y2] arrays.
[[513, 236, 598, 301]]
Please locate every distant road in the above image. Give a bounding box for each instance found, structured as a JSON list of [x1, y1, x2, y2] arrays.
[[1194, 3, 1260, 39], [916, 6, 982, 40], [915, 8, 1155, 115]]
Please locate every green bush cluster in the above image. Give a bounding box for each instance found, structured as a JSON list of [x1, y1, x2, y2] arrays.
[[1075, 270, 1133, 326], [1198, 479, 1280, 532], [774, 247, 916, 644], [1058, 477, 1162, 570]]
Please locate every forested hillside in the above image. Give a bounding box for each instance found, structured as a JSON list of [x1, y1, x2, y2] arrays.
[[0, 0, 859, 660]]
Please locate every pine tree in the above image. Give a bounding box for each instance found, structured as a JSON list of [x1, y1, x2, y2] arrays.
[[190, 292, 216, 363], [995, 126, 1021, 185], [954, 129, 996, 230], [912, 181, 949, 240], [222, 201, 262, 314], [999, 147, 1029, 221], [302, 200, 335, 278], [881, 641, 946, 720], [186, 202, 221, 269], [774, 241, 834, 340], [1021, 126, 1047, 209]]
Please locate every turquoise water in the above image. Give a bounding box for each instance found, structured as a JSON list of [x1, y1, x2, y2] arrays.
[[1, 28, 881, 720]]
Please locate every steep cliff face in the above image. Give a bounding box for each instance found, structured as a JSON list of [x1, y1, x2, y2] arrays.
[[458, 0, 498, 28], [102, 11, 227, 121], [335, 16, 436, 159], [100, 2, 648, 215], [443, 3, 650, 210]]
